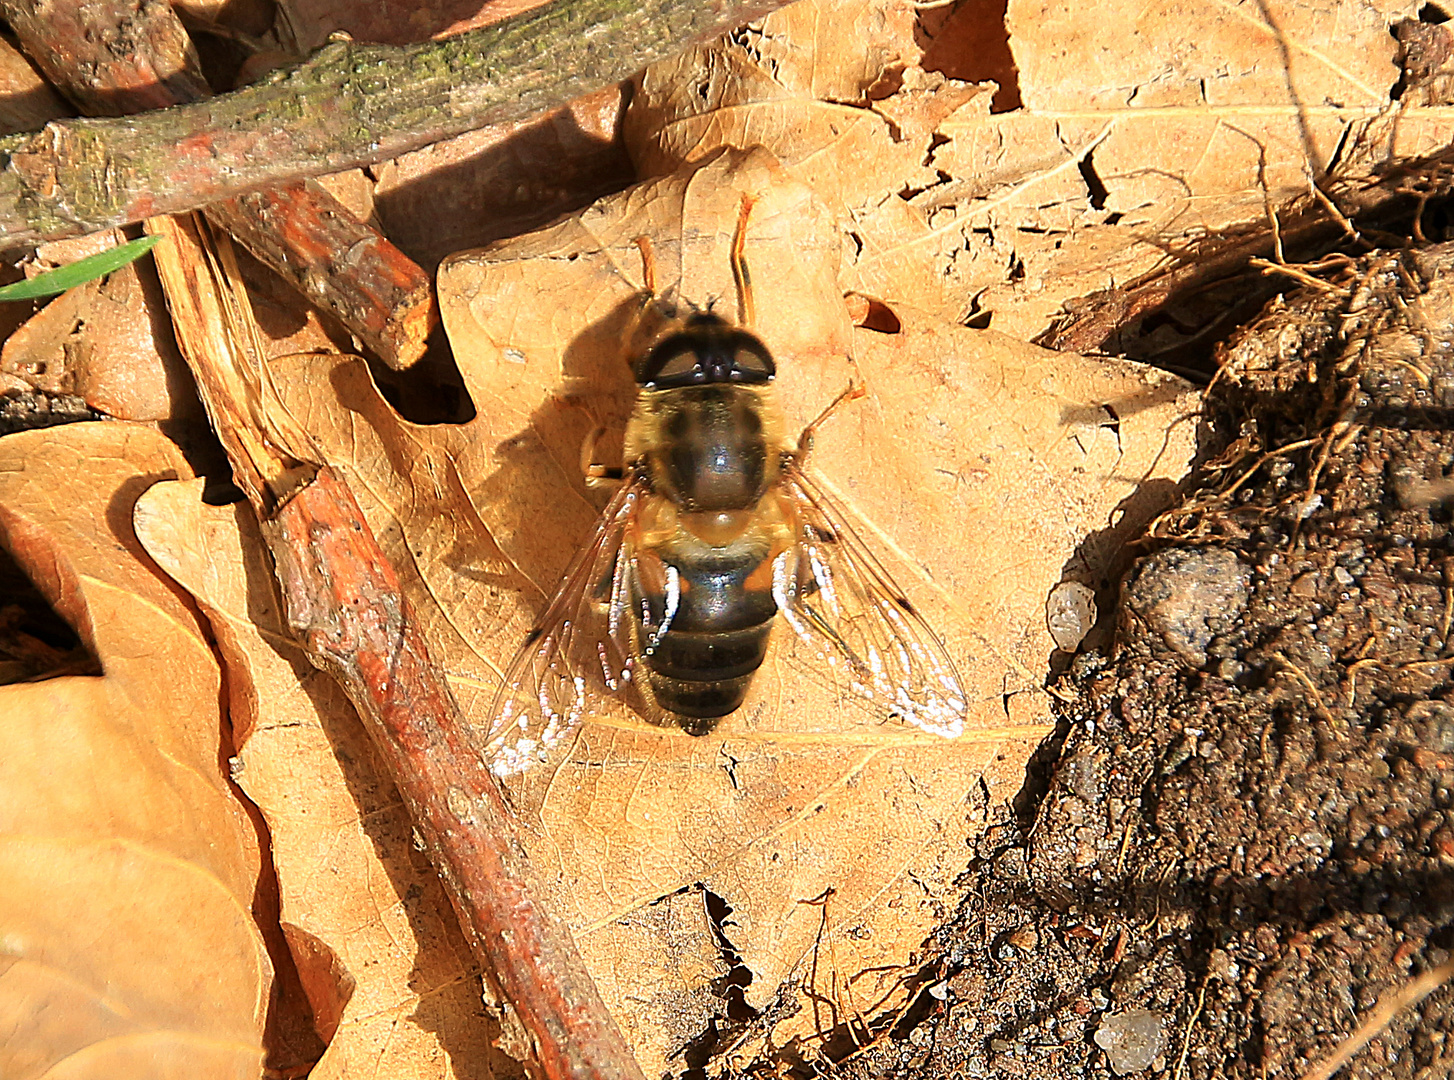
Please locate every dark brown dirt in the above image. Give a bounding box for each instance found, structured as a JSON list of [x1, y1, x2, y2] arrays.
[[788, 246, 1454, 1079]]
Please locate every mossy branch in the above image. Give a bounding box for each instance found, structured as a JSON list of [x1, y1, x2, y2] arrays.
[[0, 0, 787, 249]]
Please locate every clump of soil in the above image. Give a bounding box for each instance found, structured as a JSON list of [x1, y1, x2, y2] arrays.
[[825, 247, 1454, 1079]]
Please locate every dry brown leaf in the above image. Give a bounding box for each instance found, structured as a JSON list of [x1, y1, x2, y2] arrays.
[[132, 482, 513, 1080], [0, 282, 96, 397], [625, 0, 1449, 340], [130, 144, 1191, 1072], [0, 33, 68, 136], [435, 147, 1194, 1065], [4, 87, 1203, 1080], [0, 423, 269, 1080], [626, 3, 988, 262], [0, 6, 1215, 1072], [1, 242, 199, 425]]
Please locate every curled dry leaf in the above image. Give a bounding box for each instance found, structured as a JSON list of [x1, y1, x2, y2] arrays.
[[626, 0, 1448, 341], [129, 144, 1194, 1073], [133, 481, 510, 1080], [0, 424, 268, 1080]]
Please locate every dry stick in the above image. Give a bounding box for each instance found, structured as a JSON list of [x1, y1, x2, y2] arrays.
[[1297, 955, 1454, 1080], [148, 211, 646, 1080], [0, 0, 210, 116], [263, 468, 642, 1080], [0, 0, 792, 248], [205, 189, 436, 369], [0, 0, 436, 368]]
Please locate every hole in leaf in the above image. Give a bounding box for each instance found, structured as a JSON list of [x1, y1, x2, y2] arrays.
[[704, 887, 756, 1022], [918, 0, 1023, 113], [856, 298, 902, 334], [964, 289, 993, 330], [678, 1018, 721, 1078], [677, 886, 758, 1077], [1079, 151, 1110, 211]]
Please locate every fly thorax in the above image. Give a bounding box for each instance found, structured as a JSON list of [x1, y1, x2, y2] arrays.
[[636, 385, 775, 512]]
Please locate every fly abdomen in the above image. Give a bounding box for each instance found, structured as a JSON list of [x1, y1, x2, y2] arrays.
[[636, 543, 778, 722], [648, 625, 770, 682], [644, 625, 773, 722]]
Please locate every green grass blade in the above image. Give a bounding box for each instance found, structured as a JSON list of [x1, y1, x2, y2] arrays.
[[0, 234, 165, 302]]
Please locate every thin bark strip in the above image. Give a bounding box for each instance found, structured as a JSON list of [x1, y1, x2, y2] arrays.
[[145, 214, 307, 511], [263, 467, 646, 1080], [2, 0, 436, 367], [0, 0, 791, 248], [150, 211, 647, 1080]]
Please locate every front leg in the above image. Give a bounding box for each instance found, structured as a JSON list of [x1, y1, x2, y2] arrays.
[[580, 424, 625, 490], [793, 382, 867, 466]]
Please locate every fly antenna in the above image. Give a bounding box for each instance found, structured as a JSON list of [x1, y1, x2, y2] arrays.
[[731, 194, 758, 329]]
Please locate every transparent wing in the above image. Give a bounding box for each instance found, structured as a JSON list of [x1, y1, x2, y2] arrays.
[[773, 462, 967, 738], [484, 476, 661, 776]]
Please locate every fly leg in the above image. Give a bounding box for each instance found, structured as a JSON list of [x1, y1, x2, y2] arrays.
[[773, 380, 868, 610], [794, 382, 868, 465], [559, 395, 624, 492], [580, 424, 624, 491]]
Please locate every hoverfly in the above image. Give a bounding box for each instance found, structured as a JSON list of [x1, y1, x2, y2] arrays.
[[484, 198, 967, 777]]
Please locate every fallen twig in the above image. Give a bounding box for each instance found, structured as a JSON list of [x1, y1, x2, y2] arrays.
[[205, 187, 436, 369], [0, 0, 791, 248], [1, 0, 437, 368]]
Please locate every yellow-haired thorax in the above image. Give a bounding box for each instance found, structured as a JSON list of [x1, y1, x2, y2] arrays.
[[625, 383, 787, 515]]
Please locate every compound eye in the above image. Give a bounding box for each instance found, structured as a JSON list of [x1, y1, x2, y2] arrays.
[[638, 340, 702, 387], [652, 347, 701, 384], [723, 332, 775, 383], [731, 344, 774, 382]]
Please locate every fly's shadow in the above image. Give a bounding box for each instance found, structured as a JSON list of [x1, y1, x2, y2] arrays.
[[468, 288, 647, 622]]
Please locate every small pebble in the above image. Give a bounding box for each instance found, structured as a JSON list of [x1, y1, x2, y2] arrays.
[[1047, 580, 1098, 651], [1093, 1009, 1167, 1075]]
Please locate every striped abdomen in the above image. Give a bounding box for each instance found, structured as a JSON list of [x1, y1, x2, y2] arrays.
[[635, 535, 778, 724]]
